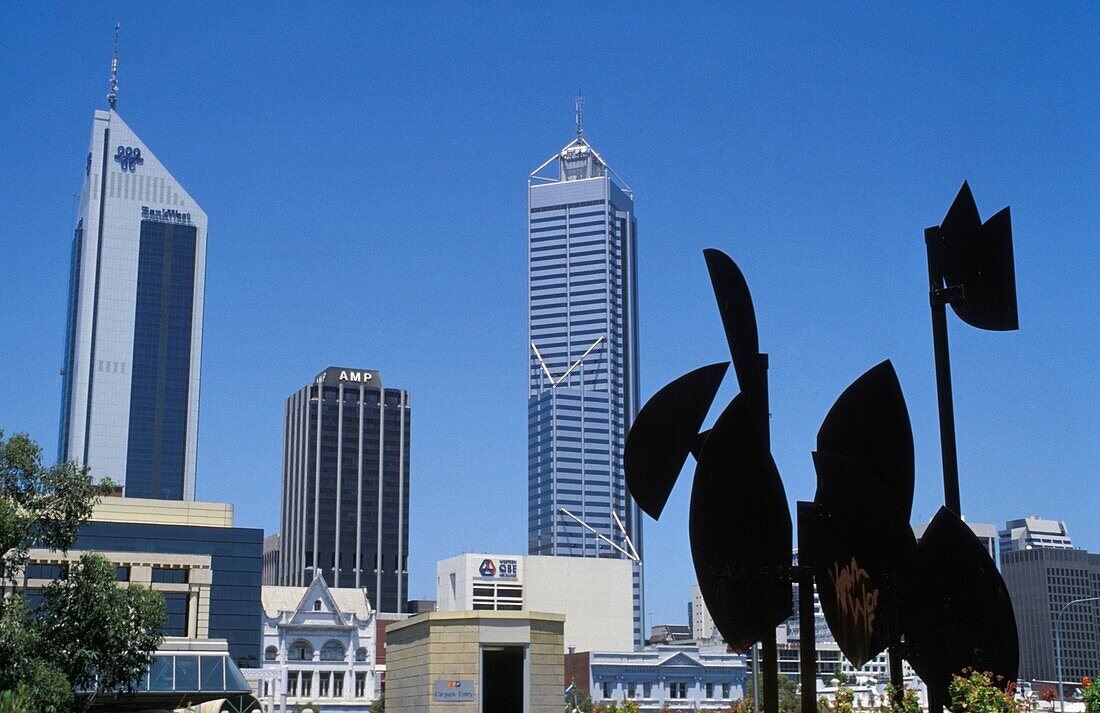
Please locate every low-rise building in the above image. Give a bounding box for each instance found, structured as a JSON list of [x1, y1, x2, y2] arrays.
[[436, 553, 633, 652], [257, 575, 380, 711], [386, 610, 565, 712], [566, 645, 747, 712]]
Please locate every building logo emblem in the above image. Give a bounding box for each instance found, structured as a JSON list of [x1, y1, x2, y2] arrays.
[[479, 559, 496, 577], [114, 146, 144, 172]]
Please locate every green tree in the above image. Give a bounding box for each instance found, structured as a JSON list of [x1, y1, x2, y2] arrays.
[[0, 430, 166, 711], [834, 686, 855, 713], [370, 694, 385, 712]]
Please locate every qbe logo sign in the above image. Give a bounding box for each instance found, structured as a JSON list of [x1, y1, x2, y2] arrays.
[[478, 558, 518, 579]]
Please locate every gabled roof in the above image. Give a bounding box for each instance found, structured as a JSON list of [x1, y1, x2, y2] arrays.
[[261, 575, 372, 621]]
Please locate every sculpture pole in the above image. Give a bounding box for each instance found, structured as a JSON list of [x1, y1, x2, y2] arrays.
[[797, 502, 818, 713], [925, 225, 962, 515]]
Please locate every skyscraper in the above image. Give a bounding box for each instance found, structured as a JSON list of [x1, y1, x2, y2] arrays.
[[527, 100, 643, 646], [277, 367, 410, 613], [59, 58, 207, 500]]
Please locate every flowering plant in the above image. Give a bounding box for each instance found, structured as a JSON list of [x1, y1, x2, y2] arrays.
[[1082, 676, 1100, 713], [948, 670, 1018, 713]]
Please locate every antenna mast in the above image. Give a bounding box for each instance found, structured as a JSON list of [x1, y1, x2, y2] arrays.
[[575, 93, 584, 139], [108, 23, 120, 110]]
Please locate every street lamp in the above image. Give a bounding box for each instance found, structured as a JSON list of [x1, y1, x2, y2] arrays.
[[1055, 595, 1100, 713]]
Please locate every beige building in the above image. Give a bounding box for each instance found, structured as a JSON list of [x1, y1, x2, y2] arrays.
[[436, 554, 633, 653], [385, 611, 564, 712]]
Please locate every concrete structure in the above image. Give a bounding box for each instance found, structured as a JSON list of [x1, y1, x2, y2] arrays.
[[54, 495, 263, 665], [527, 105, 644, 647], [566, 646, 747, 712], [690, 584, 716, 642], [255, 576, 379, 711], [263, 533, 280, 586], [59, 107, 207, 501], [277, 367, 410, 614], [1000, 546, 1100, 683], [647, 624, 692, 647], [385, 610, 565, 713], [1000, 517, 1075, 558], [436, 553, 633, 653]]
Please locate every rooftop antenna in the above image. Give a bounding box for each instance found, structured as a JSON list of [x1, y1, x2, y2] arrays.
[[107, 23, 120, 110], [575, 92, 584, 140]]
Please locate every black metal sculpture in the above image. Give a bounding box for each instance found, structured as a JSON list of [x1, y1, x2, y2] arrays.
[[925, 182, 1019, 515], [625, 214, 1020, 713]]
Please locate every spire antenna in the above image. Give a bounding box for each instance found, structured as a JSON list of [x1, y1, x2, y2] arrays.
[[107, 23, 120, 110], [576, 92, 584, 139]]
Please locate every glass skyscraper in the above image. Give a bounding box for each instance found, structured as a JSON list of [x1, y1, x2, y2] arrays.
[[527, 117, 644, 646], [277, 367, 410, 613], [58, 108, 207, 500]]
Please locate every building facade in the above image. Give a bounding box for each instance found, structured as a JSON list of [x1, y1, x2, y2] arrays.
[[436, 553, 634, 653], [1000, 546, 1100, 682], [566, 646, 747, 712], [258, 576, 379, 711], [277, 367, 410, 614], [59, 108, 207, 500], [527, 111, 643, 646], [386, 611, 565, 713], [61, 496, 263, 666], [1000, 517, 1075, 558]]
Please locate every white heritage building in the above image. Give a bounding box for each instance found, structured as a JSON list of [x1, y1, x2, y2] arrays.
[[260, 576, 379, 711]]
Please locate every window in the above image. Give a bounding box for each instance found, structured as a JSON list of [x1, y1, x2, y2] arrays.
[[287, 672, 299, 697], [723, 683, 731, 699], [151, 567, 187, 584], [602, 682, 611, 699], [264, 646, 278, 662], [333, 672, 344, 697], [159, 593, 189, 636], [321, 641, 345, 661], [706, 682, 714, 698], [644, 683, 651, 698], [355, 673, 367, 697], [319, 672, 330, 697], [670, 681, 687, 699], [356, 647, 368, 663], [290, 641, 313, 661], [314, 599, 322, 611], [116, 566, 130, 581], [301, 672, 312, 697], [627, 683, 636, 698]]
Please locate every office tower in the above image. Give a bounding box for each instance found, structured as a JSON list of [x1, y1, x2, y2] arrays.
[[1000, 516, 1074, 558], [277, 367, 410, 613], [1001, 546, 1100, 682], [58, 69, 207, 499], [527, 100, 643, 646], [915, 519, 1000, 563]]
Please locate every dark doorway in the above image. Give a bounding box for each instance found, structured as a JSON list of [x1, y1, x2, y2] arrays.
[[482, 645, 524, 713]]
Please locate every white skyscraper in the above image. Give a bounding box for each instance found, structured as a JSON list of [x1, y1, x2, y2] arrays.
[[59, 84, 207, 499]]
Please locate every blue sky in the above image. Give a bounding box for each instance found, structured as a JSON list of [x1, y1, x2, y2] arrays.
[[0, 4, 1096, 627]]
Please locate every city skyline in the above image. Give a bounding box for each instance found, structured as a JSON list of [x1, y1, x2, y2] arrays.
[[1, 4, 1097, 627]]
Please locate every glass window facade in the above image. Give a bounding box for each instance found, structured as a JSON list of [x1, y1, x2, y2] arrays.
[[278, 369, 410, 612], [74, 521, 262, 667], [528, 139, 644, 646], [125, 220, 197, 500]]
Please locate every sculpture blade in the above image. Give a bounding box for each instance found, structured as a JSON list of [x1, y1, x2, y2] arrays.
[[811, 451, 917, 667], [703, 249, 761, 393], [940, 183, 1020, 331], [690, 394, 792, 653], [624, 362, 730, 520], [815, 360, 915, 520], [904, 507, 1019, 702]]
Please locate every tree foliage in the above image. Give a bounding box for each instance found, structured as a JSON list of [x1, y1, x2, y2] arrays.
[[879, 684, 922, 713], [0, 430, 166, 711], [1082, 677, 1100, 713]]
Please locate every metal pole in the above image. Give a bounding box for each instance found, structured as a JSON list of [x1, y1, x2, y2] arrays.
[[763, 631, 779, 713], [1055, 596, 1100, 713], [925, 226, 962, 515], [888, 647, 904, 702], [797, 503, 818, 713], [753, 642, 761, 713]]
